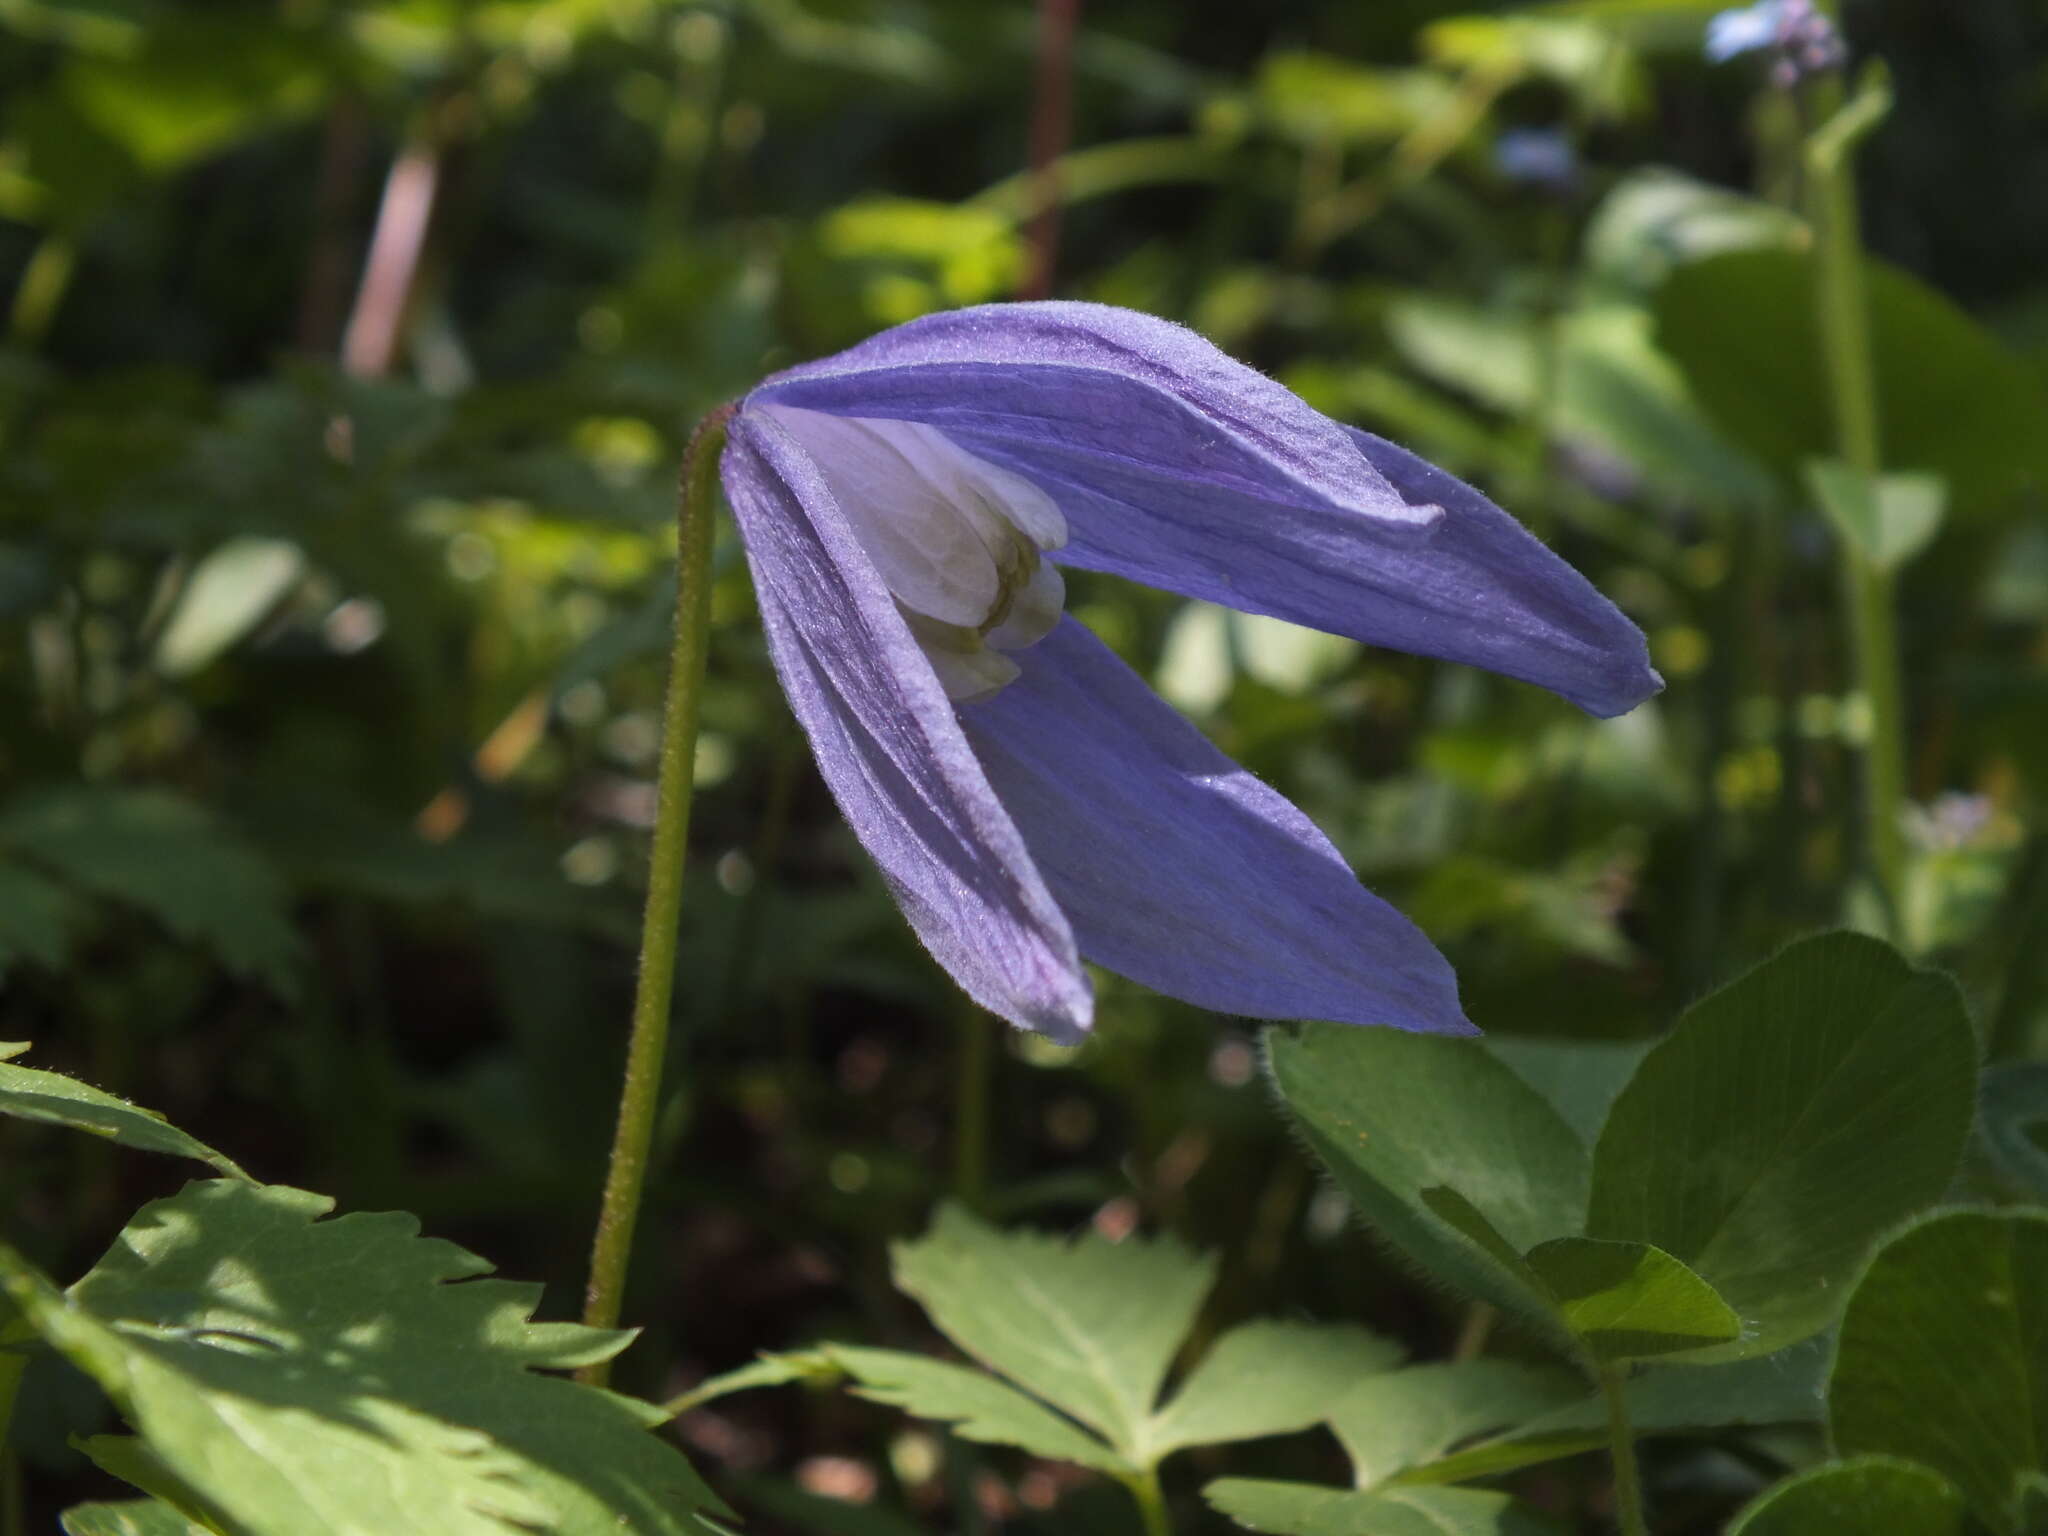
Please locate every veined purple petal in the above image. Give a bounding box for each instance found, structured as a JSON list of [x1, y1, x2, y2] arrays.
[[748, 302, 1441, 533], [959, 618, 1474, 1036], [747, 301, 1659, 718], [720, 412, 1093, 1041], [969, 422, 1659, 718]]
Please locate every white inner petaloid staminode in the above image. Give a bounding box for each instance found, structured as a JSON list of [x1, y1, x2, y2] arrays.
[[759, 404, 1068, 702]]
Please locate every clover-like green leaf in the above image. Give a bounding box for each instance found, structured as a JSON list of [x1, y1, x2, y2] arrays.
[[1725, 1456, 1970, 1535], [1, 1180, 726, 1536], [1404, 1337, 1828, 1486], [1522, 1238, 1741, 1364], [1587, 932, 1976, 1360], [1269, 1027, 1587, 1333], [1804, 460, 1948, 572], [0, 1046, 249, 1179], [1980, 1063, 2048, 1201], [1831, 1208, 2048, 1535], [1656, 247, 2048, 516]]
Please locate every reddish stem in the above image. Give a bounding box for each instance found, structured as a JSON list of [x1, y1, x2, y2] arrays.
[[1020, 0, 1080, 301], [340, 137, 442, 377]]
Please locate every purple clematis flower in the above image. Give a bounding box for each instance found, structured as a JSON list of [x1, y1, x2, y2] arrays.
[[718, 302, 1659, 1043]]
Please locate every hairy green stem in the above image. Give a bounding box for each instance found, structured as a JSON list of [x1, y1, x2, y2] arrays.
[[1125, 1468, 1173, 1536], [1805, 73, 1906, 923], [1600, 1365, 1649, 1536], [579, 404, 733, 1381]]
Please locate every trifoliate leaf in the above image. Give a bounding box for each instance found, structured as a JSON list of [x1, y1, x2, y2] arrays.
[[1143, 1320, 1402, 1462], [1, 1181, 726, 1536], [889, 1203, 1213, 1457], [826, 1345, 1127, 1471], [1328, 1360, 1581, 1490]]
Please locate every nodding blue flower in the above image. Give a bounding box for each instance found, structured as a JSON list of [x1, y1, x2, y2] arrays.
[[718, 303, 1660, 1042], [1706, 0, 1845, 79]]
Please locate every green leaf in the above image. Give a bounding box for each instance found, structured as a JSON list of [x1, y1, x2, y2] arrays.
[[60, 1503, 211, 1536], [1586, 932, 1976, 1360], [1980, 1064, 2048, 1201], [665, 1351, 829, 1414], [0, 1181, 726, 1536], [1521, 1239, 1742, 1363], [1486, 1038, 1651, 1147], [1726, 1456, 1971, 1535], [1206, 1480, 1565, 1535], [1655, 248, 2048, 515], [1803, 460, 1948, 571], [1831, 1208, 2048, 1535], [1145, 1321, 1404, 1461], [1268, 1026, 1588, 1332], [825, 1345, 1128, 1472], [889, 1203, 1213, 1456], [1407, 1337, 1827, 1485], [152, 536, 304, 677], [1327, 1360, 1582, 1489], [0, 858, 82, 976], [0, 1044, 249, 1178], [0, 787, 301, 997]]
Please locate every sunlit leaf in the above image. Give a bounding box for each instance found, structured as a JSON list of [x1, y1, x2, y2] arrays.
[[0, 1045, 248, 1178], [0, 1181, 726, 1536], [59, 1501, 210, 1536], [826, 1345, 1127, 1472], [889, 1204, 1212, 1456], [1145, 1320, 1404, 1461], [1328, 1360, 1581, 1489]]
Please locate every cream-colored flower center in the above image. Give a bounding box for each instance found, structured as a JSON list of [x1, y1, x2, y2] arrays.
[[759, 404, 1068, 702]]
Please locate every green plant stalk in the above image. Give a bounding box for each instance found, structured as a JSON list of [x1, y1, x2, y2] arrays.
[[1805, 74, 1907, 922], [1124, 1468, 1173, 1536], [1600, 1364, 1649, 1536], [579, 404, 734, 1382]]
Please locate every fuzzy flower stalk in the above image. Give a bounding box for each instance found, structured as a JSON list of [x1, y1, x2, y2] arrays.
[[718, 302, 1660, 1042]]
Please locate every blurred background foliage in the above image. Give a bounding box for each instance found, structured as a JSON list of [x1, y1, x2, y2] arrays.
[[2, 0, 2046, 1529]]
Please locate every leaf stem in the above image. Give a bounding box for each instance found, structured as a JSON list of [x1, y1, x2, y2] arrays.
[[1124, 1468, 1173, 1536], [579, 404, 734, 1381], [1599, 1364, 1650, 1536], [1804, 70, 1906, 924]]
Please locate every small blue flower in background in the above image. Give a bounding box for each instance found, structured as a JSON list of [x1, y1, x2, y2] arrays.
[[719, 303, 1661, 1042], [1706, 0, 1846, 82], [1494, 127, 1580, 195], [1705, 0, 1786, 61]]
